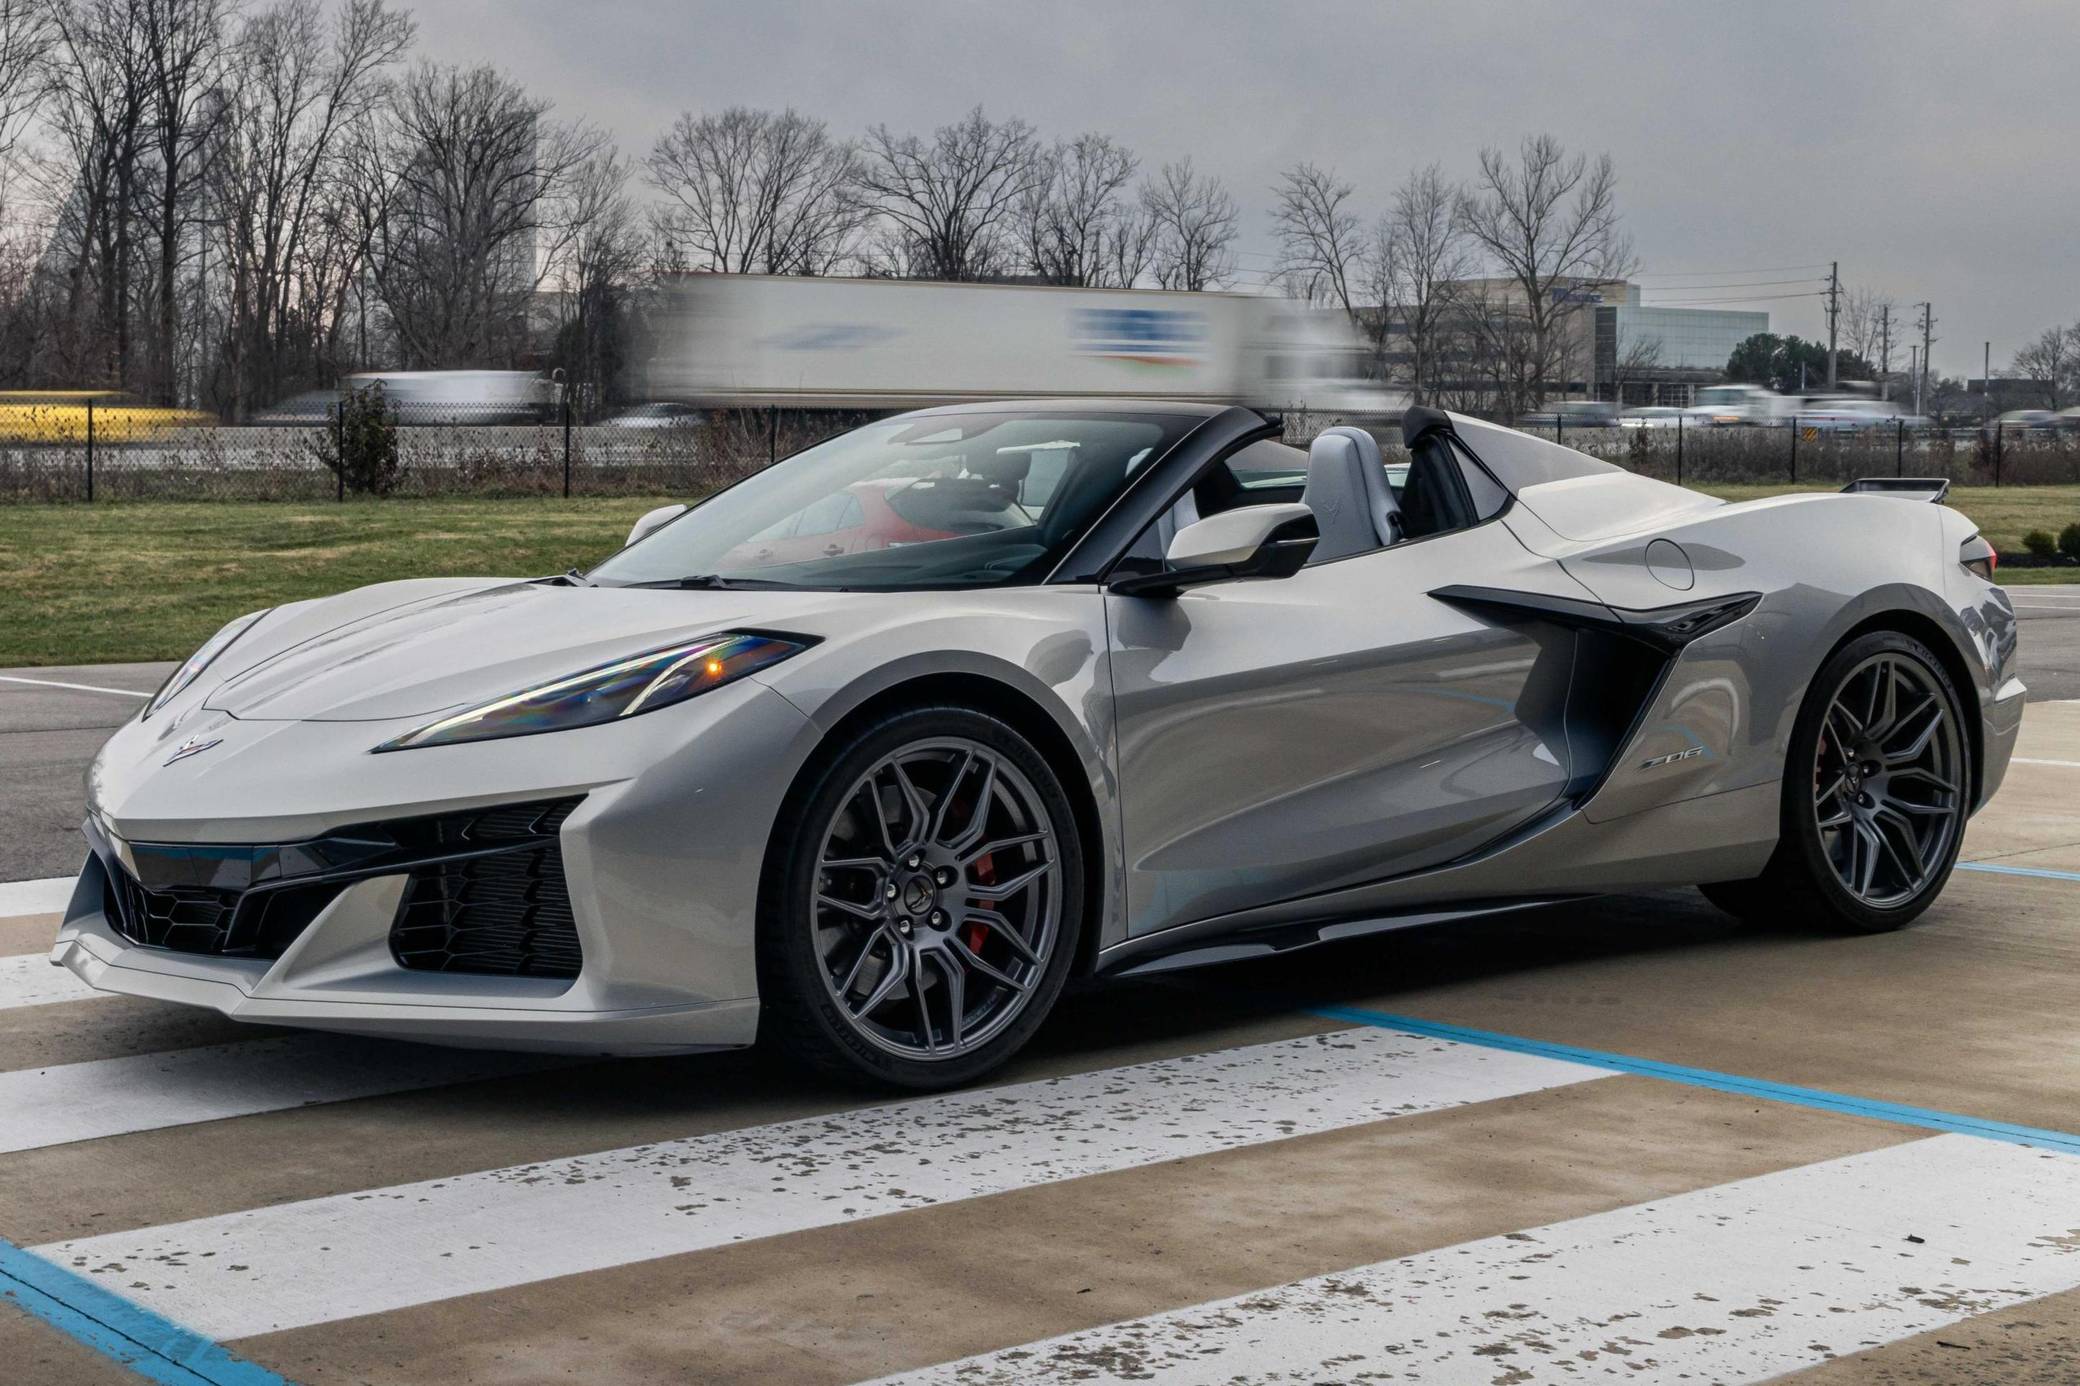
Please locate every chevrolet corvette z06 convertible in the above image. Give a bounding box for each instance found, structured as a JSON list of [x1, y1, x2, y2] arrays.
[[52, 402, 2022, 1087]]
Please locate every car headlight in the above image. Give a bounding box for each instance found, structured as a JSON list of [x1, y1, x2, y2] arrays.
[[372, 632, 812, 752], [144, 609, 270, 719]]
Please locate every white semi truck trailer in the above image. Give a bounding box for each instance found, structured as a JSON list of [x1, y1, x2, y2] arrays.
[[648, 274, 1402, 419]]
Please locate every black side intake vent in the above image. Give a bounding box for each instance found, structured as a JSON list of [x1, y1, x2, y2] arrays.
[[388, 799, 584, 979]]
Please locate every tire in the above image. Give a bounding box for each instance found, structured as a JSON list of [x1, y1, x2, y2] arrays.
[[1702, 630, 1970, 934], [756, 704, 1084, 1089]]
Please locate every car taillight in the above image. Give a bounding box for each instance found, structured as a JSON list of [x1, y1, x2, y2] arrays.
[[1960, 535, 1997, 582]]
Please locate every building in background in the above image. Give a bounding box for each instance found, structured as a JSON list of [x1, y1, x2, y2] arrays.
[[1593, 285, 1769, 407]]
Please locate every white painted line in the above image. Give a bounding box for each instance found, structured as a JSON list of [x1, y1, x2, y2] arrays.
[[878, 1135, 2080, 1386], [2009, 603, 2080, 612], [0, 877, 77, 918], [0, 1035, 558, 1155], [2014, 757, 2080, 768], [37, 1028, 1612, 1338], [0, 952, 108, 1010], [0, 673, 151, 698]]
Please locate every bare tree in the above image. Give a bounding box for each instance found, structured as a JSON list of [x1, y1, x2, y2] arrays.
[[212, 0, 410, 413], [364, 60, 607, 368], [1142, 157, 1236, 292], [2010, 323, 2079, 410], [1609, 333, 1663, 407], [45, 0, 153, 385], [1454, 134, 1634, 414], [1271, 161, 1361, 317], [644, 106, 864, 276], [1016, 131, 1141, 286], [857, 106, 1043, 281], [1362, 162, 1470, 403], [1839, 285, 1891, 372], [137, 0, 229, 402], [0, 0, 53, 166], [546, 146, 641, 401]]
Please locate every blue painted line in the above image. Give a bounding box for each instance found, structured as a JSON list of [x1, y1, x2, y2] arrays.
[[1309, 1002, 2080, 1158], [1957, 860, 2080, 883], [0, 1238, 289, 1386]]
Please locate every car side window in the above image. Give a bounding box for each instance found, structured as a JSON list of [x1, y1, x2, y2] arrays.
[[1452, 441, 1510, 521]]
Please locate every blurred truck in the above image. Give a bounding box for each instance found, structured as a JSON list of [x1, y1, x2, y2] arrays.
[[649, 274, 1402, 418], [0, 391, 214, 443]]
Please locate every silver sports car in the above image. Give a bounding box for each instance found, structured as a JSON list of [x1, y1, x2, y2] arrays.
[[52, 402, 2023, 1087]]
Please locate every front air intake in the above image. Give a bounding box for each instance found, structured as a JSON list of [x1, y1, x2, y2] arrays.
[[387, 799, 584, 979]]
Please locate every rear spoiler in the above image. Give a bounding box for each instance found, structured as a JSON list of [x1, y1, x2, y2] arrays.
[[1840, 477, 1951, 503]]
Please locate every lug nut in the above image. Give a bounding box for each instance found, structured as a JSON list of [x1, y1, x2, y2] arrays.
[[935, 868, 955, 887], [884, 883, 899, 899], [906, 854, 922, 869], [929, 910, 946, 927], [895, 917, 913, 936]]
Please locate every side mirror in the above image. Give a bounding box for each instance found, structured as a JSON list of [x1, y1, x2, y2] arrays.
[[1109, 502, 1315, 598], [626, 502, 689, 548]]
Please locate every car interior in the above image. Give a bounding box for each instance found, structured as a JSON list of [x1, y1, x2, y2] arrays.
[[1130, 423, 1511, 572]]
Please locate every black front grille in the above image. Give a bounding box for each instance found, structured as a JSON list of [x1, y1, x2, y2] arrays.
[[106, 869, 242, 953], [89, 796, 585, 973], [388, 800, 583, 978]]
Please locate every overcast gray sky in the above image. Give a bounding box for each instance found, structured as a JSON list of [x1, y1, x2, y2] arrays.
[[410, 0, 2077, 379]]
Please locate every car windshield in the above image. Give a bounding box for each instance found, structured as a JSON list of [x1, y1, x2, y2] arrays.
[[587, 410, 1192, 591]]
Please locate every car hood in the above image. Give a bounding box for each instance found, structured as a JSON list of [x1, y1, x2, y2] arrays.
[[204, 579, 832, 722]]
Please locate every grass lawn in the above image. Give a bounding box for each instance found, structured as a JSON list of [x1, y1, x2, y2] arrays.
[[3, 484, 2076, 668], [0, 497, 677, 667]]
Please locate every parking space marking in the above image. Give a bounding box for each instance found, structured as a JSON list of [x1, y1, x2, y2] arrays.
[[1308, 1002, 2080, 1155], [875, 1134, 2080, 1386], [2013, 756, 2080, 768], [0, 877, 76, 918], [1958, 860, 2080, 884], [0, 953, 108, 1010], [36, 1027, 1612, 1339], [0, 674, 151, 698], [0, 1035, 560, 1155], [0, 1238, 287, 1386]]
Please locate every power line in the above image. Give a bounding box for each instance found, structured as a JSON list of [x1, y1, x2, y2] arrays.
[[1630, 276, 1825, 291], [1639, 290, 1829, 306], [1631, 262, 1831, 278]]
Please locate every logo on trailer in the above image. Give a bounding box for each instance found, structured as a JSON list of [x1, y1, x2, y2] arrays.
[[1072, 308, 1206, 368]]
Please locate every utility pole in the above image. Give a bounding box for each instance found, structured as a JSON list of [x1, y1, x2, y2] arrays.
[[1825, 260, 1841, 388], [1878, 303, 1892, 400], [1909, 344, 1920, 416], [1914, 302, 1934, 418], [1984, 341, 1992, 422]]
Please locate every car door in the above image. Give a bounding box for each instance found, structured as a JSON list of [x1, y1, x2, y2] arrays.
[[1105, 498, 1593, 939]]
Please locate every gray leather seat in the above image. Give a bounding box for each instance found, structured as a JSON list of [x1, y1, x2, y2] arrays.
[[1301, 426, 1401, 563]]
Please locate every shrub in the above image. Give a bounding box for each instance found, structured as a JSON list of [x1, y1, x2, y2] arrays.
[[2061, 523, 2080, 562], [2023, 528, 2057, 559], [306, 384, 402, 496]]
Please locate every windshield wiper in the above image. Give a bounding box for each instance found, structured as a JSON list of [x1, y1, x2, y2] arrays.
[[621, 574, 801, 591]]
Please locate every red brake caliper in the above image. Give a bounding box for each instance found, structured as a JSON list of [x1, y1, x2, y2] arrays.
[[964, 854, 994, 952]]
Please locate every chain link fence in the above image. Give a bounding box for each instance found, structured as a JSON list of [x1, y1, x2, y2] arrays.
[[0, 397, 864, 502], [5, 397, 2078, 503]]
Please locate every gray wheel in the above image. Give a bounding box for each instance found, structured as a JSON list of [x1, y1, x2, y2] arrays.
[[1811, 650, 1965, 907], [759, 705, 1083, 1087], [1703, 630, 1968, 934]]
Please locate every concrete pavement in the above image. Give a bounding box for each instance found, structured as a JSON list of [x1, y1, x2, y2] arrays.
[[1, 699, 2078, 1381]]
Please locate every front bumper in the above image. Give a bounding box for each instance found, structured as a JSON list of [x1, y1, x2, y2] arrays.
[[59, 678, 823, 1053]]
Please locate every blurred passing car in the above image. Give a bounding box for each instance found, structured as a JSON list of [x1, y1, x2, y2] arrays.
[[0, 390, 213, 444], [1619, 406, 1686, 429], [1797, 397, 1904, 432], [603, 402, 706, 429], [1518, 400, 1619, 429], [1992, 409, 2061, 434]]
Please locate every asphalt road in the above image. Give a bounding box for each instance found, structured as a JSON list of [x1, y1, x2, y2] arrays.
[[2, 588, 2076, 882]]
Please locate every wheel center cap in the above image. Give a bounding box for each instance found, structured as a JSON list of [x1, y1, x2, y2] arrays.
[[902, 876, 937, 916]]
